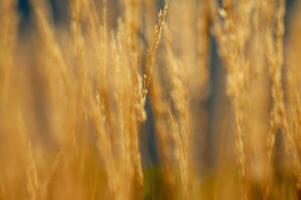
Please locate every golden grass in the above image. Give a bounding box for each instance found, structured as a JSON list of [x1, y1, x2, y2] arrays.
[[1, 0, 301, 199]]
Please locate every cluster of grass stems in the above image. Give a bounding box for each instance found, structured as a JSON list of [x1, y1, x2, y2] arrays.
[[1, 0, 301, 199]]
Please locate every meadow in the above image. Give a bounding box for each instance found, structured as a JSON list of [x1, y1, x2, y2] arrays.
[[0, 0, 301, 199]]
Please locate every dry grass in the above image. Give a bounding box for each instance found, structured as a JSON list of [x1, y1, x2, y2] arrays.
[[1, 0, 301, 199]]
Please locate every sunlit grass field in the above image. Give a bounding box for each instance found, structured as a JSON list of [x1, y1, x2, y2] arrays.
[[0, 0, 301, 199]]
